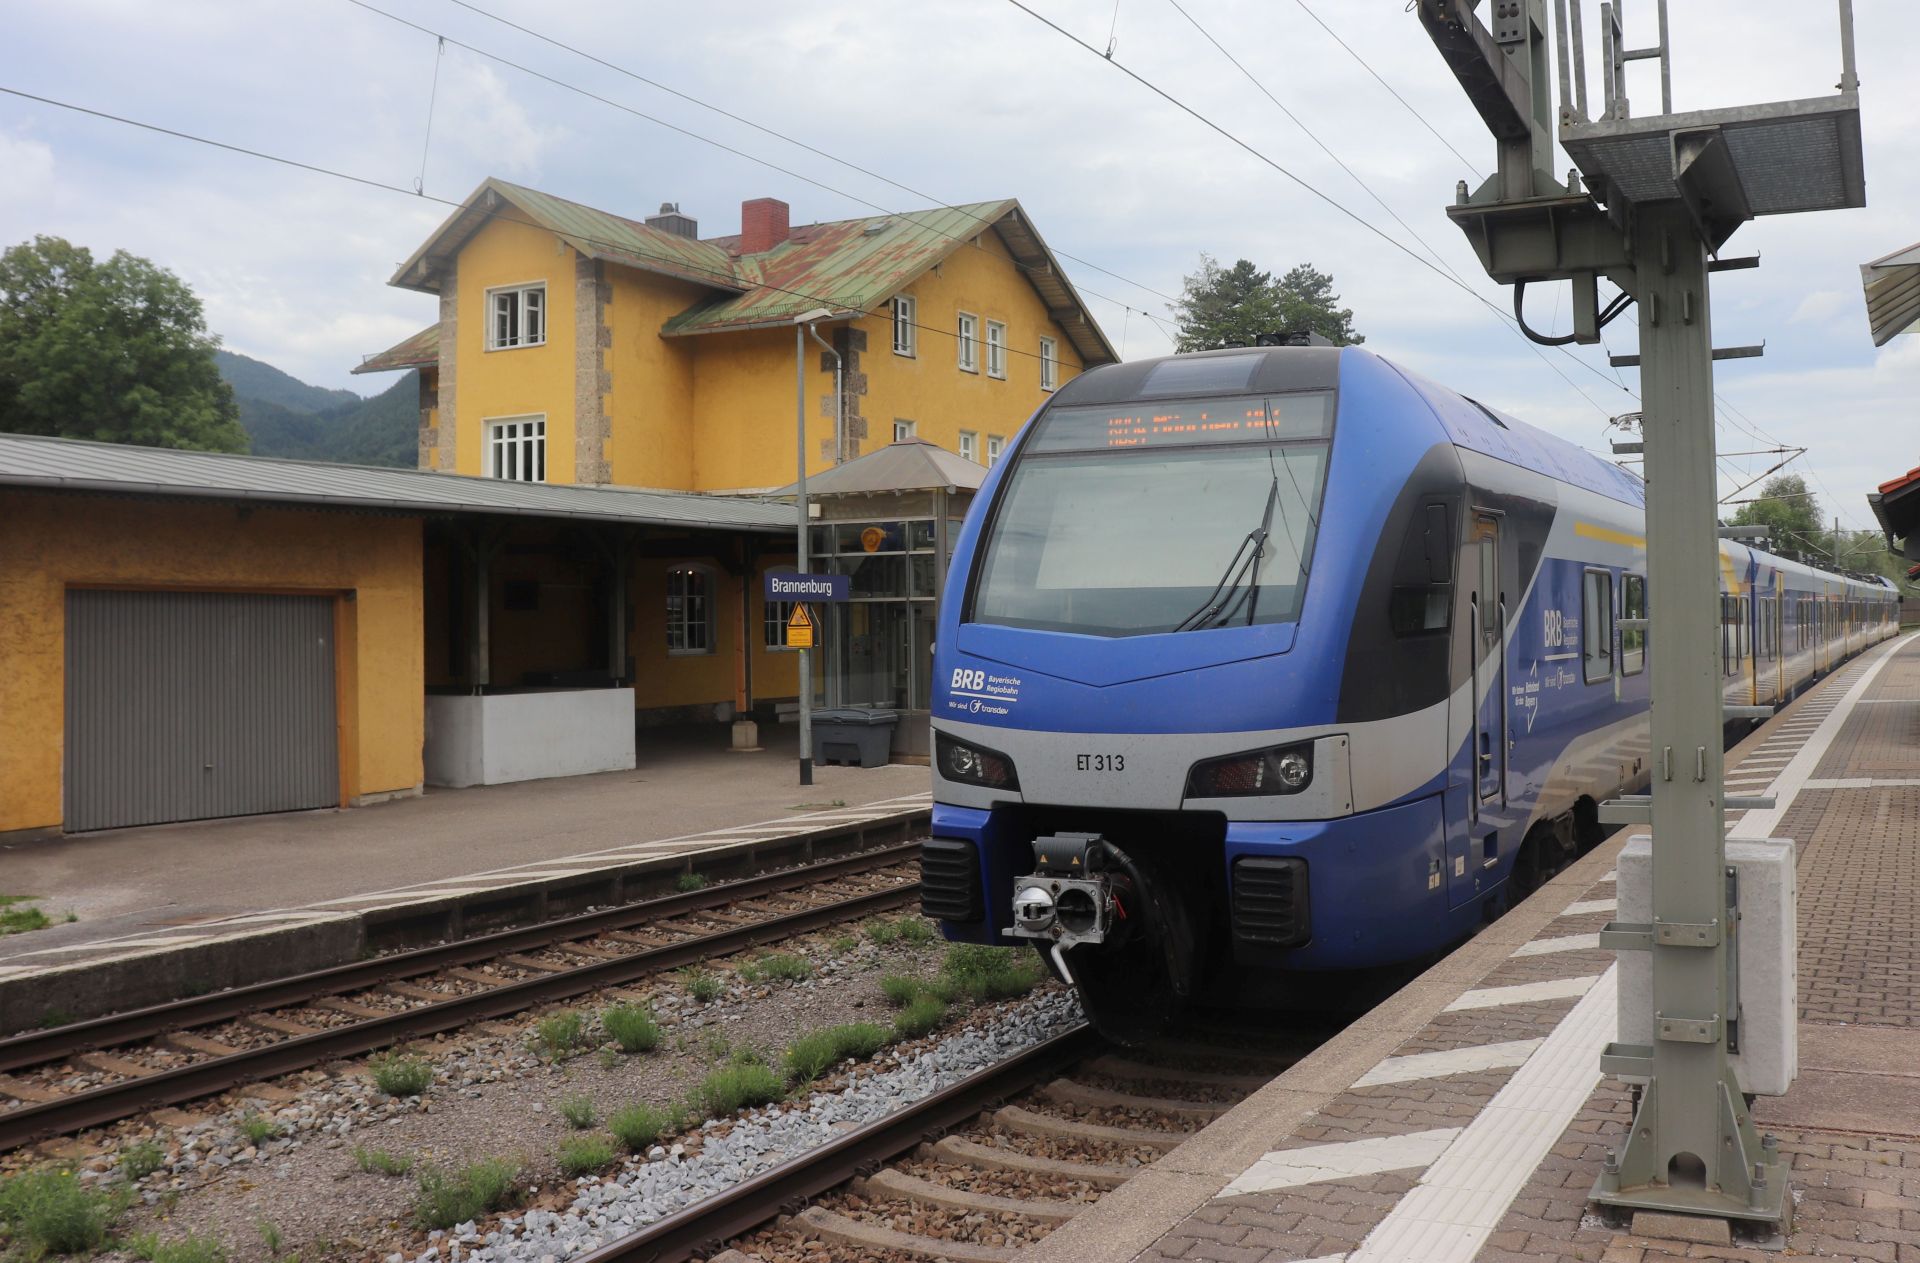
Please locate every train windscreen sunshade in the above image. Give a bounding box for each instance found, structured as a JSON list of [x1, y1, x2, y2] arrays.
[[971, 393, 1332, 637]]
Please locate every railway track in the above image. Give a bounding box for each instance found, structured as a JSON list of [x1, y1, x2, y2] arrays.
[[0, 844, 922, 1151], [559, 1017, 1331, 1263]]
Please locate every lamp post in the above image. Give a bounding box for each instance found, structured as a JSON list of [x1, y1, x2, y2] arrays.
[[793, 307, 836, 786]]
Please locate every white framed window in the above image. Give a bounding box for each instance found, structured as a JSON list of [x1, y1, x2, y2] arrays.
[[487, 283, 546, 350], [667, 565, 716, 655], [958, 431, 978, 463], [763, 566, 796, 650], [1039, 336, 1058, 391], [985, 320, 1007, 379], [891, 295, 916, 357], [893, 419, 917, 442], [486, 416, 546, 482], [986, 434, 1004, 465], [956, 312, 979, 373]]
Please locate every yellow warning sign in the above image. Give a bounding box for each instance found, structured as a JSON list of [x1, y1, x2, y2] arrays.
[[785, 603, 815, 649]]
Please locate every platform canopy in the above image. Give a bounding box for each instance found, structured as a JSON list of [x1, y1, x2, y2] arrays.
[[1863, 242, 1920, 347], [773, 438, 986, 498], [0, 432, 792, 532]]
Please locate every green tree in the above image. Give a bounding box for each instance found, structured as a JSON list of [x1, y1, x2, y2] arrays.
[[1729, 474, 1822, 557], [0, 236, 246, 453], [1273, 264, 1363, 346], [1835, 529, 1903, 581], [1171, 254, 1363, 352]]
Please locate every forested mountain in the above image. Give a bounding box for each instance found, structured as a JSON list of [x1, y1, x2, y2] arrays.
[[213, 351, 359, 415], [215, 351, 417, 468]]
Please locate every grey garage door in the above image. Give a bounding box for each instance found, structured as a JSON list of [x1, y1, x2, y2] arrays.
[[65, 590, 340, 832]]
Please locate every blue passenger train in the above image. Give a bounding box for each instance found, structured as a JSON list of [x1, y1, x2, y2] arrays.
[[921, 344, 1897, 1037]]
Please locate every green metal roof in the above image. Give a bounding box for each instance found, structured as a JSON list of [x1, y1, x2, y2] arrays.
[[662, 201, 1014, 335], [389, 178, 742, 295], [493, 182, 743, 291], [387, 179, 1117, 367], [353, 324, 438, 375]]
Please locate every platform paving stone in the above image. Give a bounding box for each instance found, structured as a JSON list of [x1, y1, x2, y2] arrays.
[[1109, 633, 1920, 1263]]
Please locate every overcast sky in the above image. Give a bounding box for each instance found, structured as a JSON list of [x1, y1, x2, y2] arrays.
[[3, 0, 1911, 527]]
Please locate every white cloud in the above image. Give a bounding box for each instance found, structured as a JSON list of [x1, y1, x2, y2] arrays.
[[1791, 289, 1854, 324], [0, 130, 55, 211], [424, 60, 560, 186]]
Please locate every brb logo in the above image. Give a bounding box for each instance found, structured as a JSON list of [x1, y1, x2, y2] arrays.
[[950, 669, 987, 692]]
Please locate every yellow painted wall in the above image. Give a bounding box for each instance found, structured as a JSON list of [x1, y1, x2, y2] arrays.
[[488, 534, 599, 688], [672, 229, 1085, 491], [452, 215, 577, 482], [605, 271, 705, 488], [440, 215, 1090, 492], [750, 561, 803, 700], [857, 228, 1084, 463], [625, 551, 801, 710], [689, 326, 833, 491], [0, 493, 424, 834]]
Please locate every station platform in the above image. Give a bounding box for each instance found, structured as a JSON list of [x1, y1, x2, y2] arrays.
[[0, 724, 926, 1030], [1033, 631, 1920, 1263]]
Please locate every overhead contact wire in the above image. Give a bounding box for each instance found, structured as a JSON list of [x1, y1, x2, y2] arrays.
[[0, 86, 1072, 368], [1002, 0, 1617, 418], [401, 0, 1183, 316], [1290, 0, 1486, 181], [346, 0, 1173, 351]]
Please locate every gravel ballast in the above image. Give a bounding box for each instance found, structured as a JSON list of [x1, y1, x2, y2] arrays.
[[41, 932, 1067, 1263], [452, 989, 1083, 1263]]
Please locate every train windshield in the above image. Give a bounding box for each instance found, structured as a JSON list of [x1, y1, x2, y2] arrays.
[[971, 393, 1333, 637]]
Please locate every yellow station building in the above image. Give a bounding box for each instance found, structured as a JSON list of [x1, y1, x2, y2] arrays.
[[363, 180, 1114, 489], [0, 182, 1112, 836], [358, 180, 1116, 754]]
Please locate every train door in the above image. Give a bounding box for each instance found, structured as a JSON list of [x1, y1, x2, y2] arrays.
[[1772, 574, 1785, 702], [1472, 516, 1505, 805]]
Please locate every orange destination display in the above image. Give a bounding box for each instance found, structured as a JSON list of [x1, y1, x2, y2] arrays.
[[1024, 393, 1333, 454]]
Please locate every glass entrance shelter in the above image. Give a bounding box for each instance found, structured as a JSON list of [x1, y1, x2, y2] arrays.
[[776, 439, 985, 760]]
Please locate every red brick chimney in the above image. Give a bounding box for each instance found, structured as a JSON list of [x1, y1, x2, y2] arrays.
[[739, 197, 790, 254]]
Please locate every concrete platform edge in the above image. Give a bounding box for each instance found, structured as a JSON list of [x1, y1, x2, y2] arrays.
[[0, 806, 928, 1036], [1030, 638, 1909, 1263], [1025, 831, 1629, 1263]]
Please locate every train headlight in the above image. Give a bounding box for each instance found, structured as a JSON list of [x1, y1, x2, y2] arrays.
[[1186, 742, 1315, 797], [936, 731, 1020, 790]]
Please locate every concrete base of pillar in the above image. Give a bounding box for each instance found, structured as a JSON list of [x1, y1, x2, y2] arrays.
[[729, 719, 763, 753]]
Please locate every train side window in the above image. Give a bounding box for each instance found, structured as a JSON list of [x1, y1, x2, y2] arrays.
[[1620, 574, 1646, 676], [1583, 568, 1614, 683], [1388, 502, 1453, 637], [1730, 595, 1748, 674], [1479, 537, 1498, 633]]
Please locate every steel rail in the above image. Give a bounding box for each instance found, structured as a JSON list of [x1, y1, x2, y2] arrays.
[[570, 1022, 1102, 1263], [0, 840, 921, 1074], [0, 883, 919, 1149]]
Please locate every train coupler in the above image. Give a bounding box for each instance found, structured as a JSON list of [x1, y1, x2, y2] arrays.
[[1001, 833, 1135, 984]]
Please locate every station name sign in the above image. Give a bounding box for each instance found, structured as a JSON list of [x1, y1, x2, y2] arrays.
[[765, 572, 850, 602]]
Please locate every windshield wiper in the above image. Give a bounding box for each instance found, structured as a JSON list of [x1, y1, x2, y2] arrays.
[[1172, 473, 1280, 633]]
